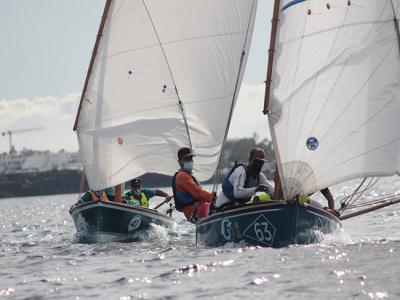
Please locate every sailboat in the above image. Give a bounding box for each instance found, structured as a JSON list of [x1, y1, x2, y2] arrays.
[[69, 0, 259, 241], [196, 0, 400, 247]]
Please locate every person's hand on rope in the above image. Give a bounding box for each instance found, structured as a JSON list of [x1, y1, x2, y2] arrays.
[[256, 184, 272, 194], [165, 195, 173, 203]]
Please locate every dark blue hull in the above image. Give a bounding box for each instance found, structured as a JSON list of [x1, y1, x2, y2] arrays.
[[70, 201, 176, 242], [196, 201, 340, 248]]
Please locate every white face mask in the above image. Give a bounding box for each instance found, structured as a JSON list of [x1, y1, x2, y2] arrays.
[[183, 161, 193, 173]]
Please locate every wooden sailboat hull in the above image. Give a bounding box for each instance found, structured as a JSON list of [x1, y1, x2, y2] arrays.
[[70, 201, 176, 242], [196, 201, 340, 248]]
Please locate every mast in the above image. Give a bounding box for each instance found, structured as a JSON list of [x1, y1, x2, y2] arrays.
[[73, 0, 113, 131], [264, 0, 284, 199], [263, 0, 281, 114], [73, 0, 120, 194]]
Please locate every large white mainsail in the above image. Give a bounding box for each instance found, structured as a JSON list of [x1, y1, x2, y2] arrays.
[[74, 0, 258, 190], [269, 0, 400, 200]]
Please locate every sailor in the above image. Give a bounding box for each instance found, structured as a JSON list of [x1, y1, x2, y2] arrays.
[[123, 178, 172, 208], [172, 147, 214, 223], [297, 188, 337, 212], [215, 148, 274, 211], [318, 188, 339, 217], [320, 188, 335, 209], [69, 189, 113, 212]]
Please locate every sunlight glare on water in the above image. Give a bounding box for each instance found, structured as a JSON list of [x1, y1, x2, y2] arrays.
[[0, 178, 400, 299]]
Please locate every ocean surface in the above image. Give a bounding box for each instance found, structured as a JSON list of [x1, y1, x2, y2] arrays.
[[1, 179, 400, 300]]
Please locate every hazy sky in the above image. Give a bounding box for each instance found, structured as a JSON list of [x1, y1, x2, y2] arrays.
[[0, 1, 272, 153]]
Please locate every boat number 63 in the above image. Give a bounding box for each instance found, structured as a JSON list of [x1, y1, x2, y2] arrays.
[[254, 221, 273, 242]]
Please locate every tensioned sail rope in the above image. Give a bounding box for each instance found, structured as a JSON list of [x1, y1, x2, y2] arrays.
[[342, 194, 395, 210], [390, 0, 400, 51], [338, 177, 381, 214], [142, 0, 193, 150], [211, 0, 257, 197]]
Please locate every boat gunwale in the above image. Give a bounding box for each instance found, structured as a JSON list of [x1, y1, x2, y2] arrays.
[[197, 200, 340, 226], [70, 201, 176, 224]]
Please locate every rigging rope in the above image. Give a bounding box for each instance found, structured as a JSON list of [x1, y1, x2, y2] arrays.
[[339, 177, 380, 213], [390, 0, 400, 52], [142, 0, 193, 150], [77, 169, 86, 201], [211, 0, 257, 198], [344, 195, 397, 210]]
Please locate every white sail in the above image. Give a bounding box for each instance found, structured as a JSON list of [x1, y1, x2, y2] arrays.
[[75, 0, 258, 190], [269, 0, 400, 199]]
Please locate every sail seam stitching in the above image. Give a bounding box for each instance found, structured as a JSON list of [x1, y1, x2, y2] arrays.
[[284, 0, 311, 197], [288, 4, 351, 193], [287, 2, 391, 193], [100, 31, 248, 62], [305, 2, 390, 146], [301, 83, 400, 188], [307, 87, 400, 182]]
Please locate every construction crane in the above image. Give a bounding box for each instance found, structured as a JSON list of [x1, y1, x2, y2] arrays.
[[1, 127, 44, 154]]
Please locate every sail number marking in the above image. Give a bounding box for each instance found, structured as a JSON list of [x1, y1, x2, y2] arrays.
[[254, 221, 273, 242], [243, 214, 276, 246]]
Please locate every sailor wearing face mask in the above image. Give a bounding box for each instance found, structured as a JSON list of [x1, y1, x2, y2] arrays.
[[172, 147, 214, 223], [215, 148, 274, 211], [123, 178, 172, 208]]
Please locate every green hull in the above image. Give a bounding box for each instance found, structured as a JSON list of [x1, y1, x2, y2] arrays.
[[70, 201, 176, 242], [196, 201, 340, 248]]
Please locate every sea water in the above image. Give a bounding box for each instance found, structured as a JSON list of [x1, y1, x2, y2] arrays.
[[1, 179, 400, 299]]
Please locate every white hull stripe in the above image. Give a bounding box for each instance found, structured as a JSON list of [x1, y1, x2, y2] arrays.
[[72, 202, 175, 225], [197, 209, 283, 227]]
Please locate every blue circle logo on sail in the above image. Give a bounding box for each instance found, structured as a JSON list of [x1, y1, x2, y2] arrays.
[[282, 0, 307, 12], [306, 137, 318, 150]]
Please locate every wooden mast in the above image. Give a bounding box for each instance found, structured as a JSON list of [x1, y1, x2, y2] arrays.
[[263, 0, 281, 114], [114, 184, 122, 203], [264, 0, 284, 199], [73, 0, 113, 131]]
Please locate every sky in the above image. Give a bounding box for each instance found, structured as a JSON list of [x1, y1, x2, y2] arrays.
[[0, 1, 272, 154]]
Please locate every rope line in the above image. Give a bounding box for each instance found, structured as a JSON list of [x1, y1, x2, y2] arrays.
[[142, 0, 193, 149]]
